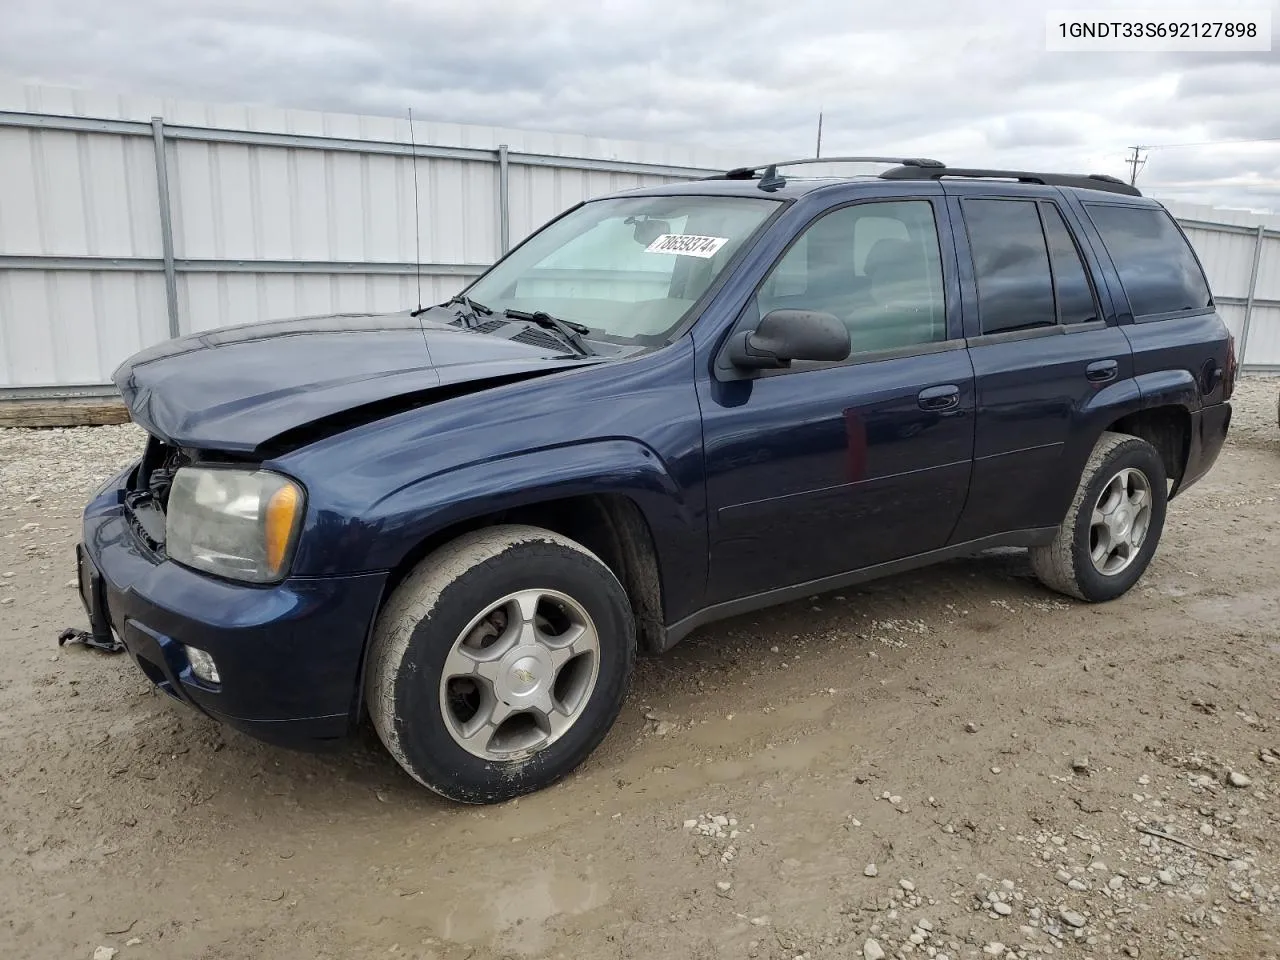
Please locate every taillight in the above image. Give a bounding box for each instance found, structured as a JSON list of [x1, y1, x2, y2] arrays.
[[1224, 333, 1237, 400]]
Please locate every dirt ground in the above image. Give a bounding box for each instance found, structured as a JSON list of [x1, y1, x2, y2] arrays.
[[2, 380, 1278, 960]]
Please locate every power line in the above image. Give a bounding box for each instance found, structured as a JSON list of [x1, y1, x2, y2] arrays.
[[1142, 135, 1280, 150], [1126, 145, 1148, 185], [1128, 135, 1280, 184]]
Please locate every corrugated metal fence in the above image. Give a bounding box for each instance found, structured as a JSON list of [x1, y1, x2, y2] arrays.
[[1162, 200, 1280, 375], [1, 85, 1278, 395], [0, 85, 745, 396]]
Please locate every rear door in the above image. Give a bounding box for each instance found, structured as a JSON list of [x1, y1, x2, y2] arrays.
[[946, 186, 1135, 543]]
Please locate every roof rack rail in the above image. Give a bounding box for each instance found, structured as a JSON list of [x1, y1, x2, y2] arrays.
[[878, 165, 1141, 197], [703, 156, 945, 192]]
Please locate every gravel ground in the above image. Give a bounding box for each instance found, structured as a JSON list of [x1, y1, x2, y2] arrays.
[[1227, 378, 1280, 450], [0, 378, 1277, 960]]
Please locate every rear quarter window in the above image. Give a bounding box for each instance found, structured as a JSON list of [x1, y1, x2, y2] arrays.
[[1084, 204, 1212, 318]]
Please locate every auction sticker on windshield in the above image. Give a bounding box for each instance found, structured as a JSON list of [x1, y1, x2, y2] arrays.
[[645, 234, 729, 258]]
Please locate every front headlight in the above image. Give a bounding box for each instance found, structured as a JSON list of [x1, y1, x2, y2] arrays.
[[166, 467, 305, 583]]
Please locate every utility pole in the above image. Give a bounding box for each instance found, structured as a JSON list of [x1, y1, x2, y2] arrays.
[[816, 111, 823, 158], [1126, 145, 1147, 185]]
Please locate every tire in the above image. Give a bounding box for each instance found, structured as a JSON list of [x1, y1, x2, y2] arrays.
[[366, 524, 635, 804], [1029, 431, 1168, 603]]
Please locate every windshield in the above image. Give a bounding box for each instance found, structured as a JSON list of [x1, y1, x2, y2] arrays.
[[463, 195, 780, 342]]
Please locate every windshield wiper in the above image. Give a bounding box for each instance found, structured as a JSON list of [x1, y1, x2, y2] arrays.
[[503, 309, 595, 356], [412, 294, 493, 328]]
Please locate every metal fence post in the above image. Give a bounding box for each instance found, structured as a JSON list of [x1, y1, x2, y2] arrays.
[[150, 117, 181, 339], [1239, 224, 1266, 366], [498, 144, 510, 255]]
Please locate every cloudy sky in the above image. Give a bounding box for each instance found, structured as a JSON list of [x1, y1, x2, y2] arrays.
[[4, 0, 1279, 210]]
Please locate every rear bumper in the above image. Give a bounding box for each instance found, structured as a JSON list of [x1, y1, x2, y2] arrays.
[[1177, 401, 1231, 496], [80, 477, 386, 746]]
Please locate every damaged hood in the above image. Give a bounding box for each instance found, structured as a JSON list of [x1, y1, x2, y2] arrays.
[[113, 311, 602, 453]]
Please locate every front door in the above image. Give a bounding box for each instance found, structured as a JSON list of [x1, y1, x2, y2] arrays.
[[698, 195, 976, 604]]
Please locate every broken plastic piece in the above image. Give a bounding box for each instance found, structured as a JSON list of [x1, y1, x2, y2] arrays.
[[58, 626, 124, 654]]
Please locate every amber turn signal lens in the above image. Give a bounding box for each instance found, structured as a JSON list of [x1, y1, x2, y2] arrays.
[[264, 482, 302, 575]]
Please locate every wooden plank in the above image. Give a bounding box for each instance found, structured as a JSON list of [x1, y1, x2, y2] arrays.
[[0, 399, 131, 428]]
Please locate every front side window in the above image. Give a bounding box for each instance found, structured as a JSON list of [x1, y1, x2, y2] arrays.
[[1085, 204, 1212, 317], [962, 199, 1056, 335], [756, 200, 947, 354], [464, 195, 779, 342]]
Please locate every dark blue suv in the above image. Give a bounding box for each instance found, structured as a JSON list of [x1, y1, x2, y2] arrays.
[[76, 157, 1235, 803]]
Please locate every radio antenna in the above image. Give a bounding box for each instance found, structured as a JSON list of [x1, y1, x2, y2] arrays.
[[408, 106, 423, 312]]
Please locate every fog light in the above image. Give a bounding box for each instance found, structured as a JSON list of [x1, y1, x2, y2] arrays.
[[185, 645, 221, 684]]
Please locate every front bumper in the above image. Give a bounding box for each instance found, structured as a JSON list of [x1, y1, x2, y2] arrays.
[[79, 471, 387, 746]]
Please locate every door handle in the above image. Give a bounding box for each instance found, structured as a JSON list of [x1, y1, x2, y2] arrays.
[[917, 384, 960, 412], [1085, 359, 1118, 383]]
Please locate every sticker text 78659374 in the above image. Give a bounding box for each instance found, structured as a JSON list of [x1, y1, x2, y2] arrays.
[[644, 234, 730, 259]]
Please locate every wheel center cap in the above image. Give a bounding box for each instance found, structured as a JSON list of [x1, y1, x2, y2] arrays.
[[508, 656, 542, 695], [1114, 509, 1130, 535], [494, 644, 554, 706]]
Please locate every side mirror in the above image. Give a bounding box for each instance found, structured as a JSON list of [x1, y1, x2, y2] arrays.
[[727, 309, 850, 370]]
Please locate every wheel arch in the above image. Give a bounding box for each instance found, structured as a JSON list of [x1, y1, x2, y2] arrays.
[[378, 491, 667, 650], [352, 491, 663, 727], [1074, 372, 1197, 506], [1105, 404, 1192, 495]]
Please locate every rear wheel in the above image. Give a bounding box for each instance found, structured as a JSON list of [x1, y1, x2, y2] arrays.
[[1030, 431, 1168, 602], [366, 525, 635, 803]]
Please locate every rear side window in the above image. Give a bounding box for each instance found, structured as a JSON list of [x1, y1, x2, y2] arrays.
[[1040, 204, 1099, 325], [1085, 204, 1211, 317], [962, 199, 1055, 334]]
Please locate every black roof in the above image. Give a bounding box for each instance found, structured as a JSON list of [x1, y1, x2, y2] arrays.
[[612, 156, 1144, 201], [878, 163, 1140, 196], [616, 176, 854, 200]]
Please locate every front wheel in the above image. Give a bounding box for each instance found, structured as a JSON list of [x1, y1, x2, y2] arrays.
[[1030, 431, 1168, 602], [366, 525, 635, 803]]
